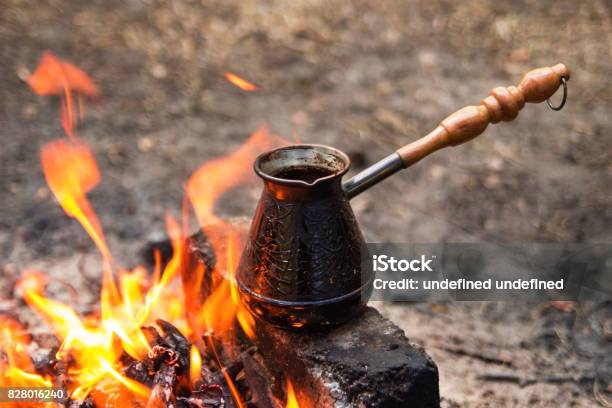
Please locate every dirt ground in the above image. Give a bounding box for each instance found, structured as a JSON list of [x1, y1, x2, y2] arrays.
[[1, 0, 611, 406]]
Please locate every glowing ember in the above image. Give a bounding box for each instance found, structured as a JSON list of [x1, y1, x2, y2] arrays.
[[224, 72, 258, 91]]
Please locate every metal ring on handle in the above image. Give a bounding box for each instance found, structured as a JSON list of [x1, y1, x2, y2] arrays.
[[547, 76, 567, 111]]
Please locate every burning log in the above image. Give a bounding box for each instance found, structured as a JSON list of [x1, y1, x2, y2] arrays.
[[240, 354, 277, 408], [124, 359, 153, 386], [177, 384, 225, 408], [147, 360, 178, 408], [30, 346, 60, 378], [11, 321, 246, 408], [118, 319, 241, 408], [156, 319, 191, 373], [123, 326, 180, 387], [206, 344, 256, 387], [180, 231, 217, 325]]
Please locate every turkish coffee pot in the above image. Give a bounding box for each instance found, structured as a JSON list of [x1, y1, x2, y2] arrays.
[[236, 64, 570, 330]]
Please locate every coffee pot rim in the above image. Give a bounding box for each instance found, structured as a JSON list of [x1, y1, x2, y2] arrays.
[[253, 143, 351, 188]]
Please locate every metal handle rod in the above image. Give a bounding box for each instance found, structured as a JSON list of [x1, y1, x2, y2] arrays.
[[342, 153, 404, 199]]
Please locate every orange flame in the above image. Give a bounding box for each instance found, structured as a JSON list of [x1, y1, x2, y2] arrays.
[[186, 125, 286, 339], [28, 51, 99, 98], [22, 125, 282, 404], [224, 72, 257, 91], [17, 270, 151, 402], [0, 317, 33, 370], [286, 378, 301, 408], [15, 125, 285, 405], [189, 345, 202, 388], [15, 209, 189, 403], [40, 138, 120, 310], [40, 139, 108, 261], [186, 124, 283, 226], [27, 50, 99, 140], [19, 50, 295, 407], [183, 127, 287, 406]]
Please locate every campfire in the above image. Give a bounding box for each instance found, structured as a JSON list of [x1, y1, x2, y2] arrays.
[[1, 51, 298, 407]]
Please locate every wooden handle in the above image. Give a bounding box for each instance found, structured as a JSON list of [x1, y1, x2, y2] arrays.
[[397, 64, 570, 167]]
